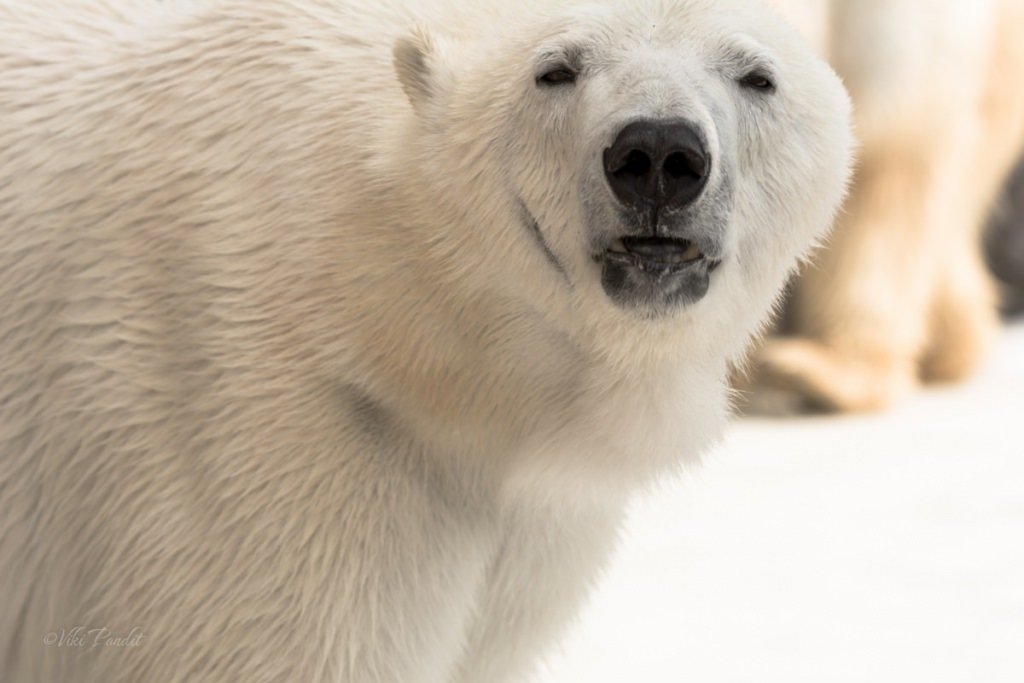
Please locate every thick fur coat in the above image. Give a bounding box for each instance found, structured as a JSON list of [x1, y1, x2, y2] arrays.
[[0, 1, 852, 681]]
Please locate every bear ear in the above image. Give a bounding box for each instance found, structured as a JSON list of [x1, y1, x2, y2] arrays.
[[393, 25, 450, 114]]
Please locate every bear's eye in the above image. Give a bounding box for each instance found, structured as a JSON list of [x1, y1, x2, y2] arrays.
[[738, 72, 775, 93], [537, 66, 578, 87]]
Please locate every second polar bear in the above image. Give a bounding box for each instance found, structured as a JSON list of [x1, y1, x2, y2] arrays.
[[761, 0, 1024, 411], [0, 0, 852, 681]]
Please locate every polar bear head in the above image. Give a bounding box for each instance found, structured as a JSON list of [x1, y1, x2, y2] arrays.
[[392, 0, 852, 361]]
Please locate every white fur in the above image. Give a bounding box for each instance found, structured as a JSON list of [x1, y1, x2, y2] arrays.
[[0, 1, 852, 681]]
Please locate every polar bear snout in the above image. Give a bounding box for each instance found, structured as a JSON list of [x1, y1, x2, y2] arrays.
[[603, 119, 710, 214], [591, 118, 727, 314]]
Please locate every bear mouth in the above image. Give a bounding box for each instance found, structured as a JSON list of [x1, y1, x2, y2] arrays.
[[598, 235, 721, 312], [605, 236, 705, 269]]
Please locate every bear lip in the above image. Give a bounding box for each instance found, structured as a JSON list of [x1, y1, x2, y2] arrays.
[[606, 236, 704, 266], [598, 237, 721, 312]]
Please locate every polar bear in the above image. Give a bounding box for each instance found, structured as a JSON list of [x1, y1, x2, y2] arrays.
[[0, 1, 852, 681], [754, 0, 1024, 412]]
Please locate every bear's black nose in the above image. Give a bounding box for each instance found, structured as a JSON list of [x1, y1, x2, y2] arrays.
[[603, 120, 710, 212]]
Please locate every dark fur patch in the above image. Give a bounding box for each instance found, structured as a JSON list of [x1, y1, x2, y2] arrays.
[[520, 202, 570, 283], [338, 383, 394, 441]]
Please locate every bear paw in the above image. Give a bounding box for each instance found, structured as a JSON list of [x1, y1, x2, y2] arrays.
[[740, 338, 916, 415]]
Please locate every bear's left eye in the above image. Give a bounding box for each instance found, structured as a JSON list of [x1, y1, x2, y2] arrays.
[[537, 66, 578, 87], [738, 72, 776, 93]]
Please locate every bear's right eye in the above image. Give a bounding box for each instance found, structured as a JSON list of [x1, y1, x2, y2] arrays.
[[537, 66, 578, 87], [738, 71, 776, 94]]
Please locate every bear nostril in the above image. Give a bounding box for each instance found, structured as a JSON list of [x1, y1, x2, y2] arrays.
[[664, 150, 705, 181], [614, 150, 652, 178]]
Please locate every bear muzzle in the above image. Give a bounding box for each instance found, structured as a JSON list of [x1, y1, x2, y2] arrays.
[[592, 118, 730, 312]]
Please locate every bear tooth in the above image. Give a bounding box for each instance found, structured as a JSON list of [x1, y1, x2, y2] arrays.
[[682, 243, 703, 261], [609, 239, 628, 254]]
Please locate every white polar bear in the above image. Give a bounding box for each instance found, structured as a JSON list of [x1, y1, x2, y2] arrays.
[[0, 1, 852, 681]]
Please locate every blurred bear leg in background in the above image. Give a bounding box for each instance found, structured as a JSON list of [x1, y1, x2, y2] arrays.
[[754, 0, 1024, 413], [987, 157, 1024, 316]]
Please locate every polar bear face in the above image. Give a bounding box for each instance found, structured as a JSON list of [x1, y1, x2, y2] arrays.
[[395, 0, 851, 344]]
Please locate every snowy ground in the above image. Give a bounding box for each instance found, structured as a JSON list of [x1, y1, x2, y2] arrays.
[[538, 324, 1024, 683]]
